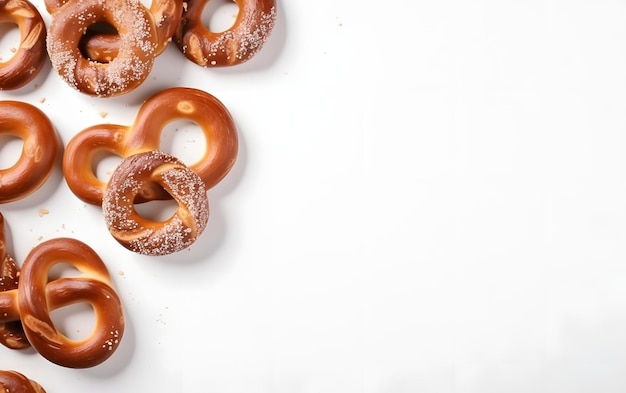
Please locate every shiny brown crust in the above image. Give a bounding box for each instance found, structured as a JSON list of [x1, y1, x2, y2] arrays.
[[82, 0, 184, 61], [103, 151, 209, 255], [0, 0, 47, 90], [63, 87, 238, 205], [175, 0, 276, 67], [46, 0, 157, 97], [0, 101, 59, 203], [0, 370, 46, 393], [17, 237, 124, 368]]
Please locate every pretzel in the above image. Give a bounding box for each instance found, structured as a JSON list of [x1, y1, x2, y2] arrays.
[[0, 370, 46, 393], [0, 101, 59, 203], [0, 214, 125, 368], [175, 0, 277, 67], [46, 0, 158, 97], [81, 0, 184, 62], [103, 150, 209, 255], [63, 87, 238, 205], [0, 0, 47, 90]]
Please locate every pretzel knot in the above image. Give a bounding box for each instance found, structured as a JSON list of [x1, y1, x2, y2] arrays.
[[0, 0, 47, 90], [0, 214, 125, 368], [63, 87, 238, 205], [45, 0, 158, 97]]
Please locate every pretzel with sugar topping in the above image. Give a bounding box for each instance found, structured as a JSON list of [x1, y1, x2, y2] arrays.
[[0, 370, 46, 393], [175, 0, 277, 67], [0, 213, 125, 368], [63, 87, 238, 205], [103, 150, 209, 256], [0, 0, 47, 90], [46, 0, 158, 97], [0, 101, 59, 203]]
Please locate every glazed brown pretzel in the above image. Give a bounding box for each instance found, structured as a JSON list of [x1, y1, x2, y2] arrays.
[[46, 0, 158, 97], [0, 370, 46, 393], [63, 87, 238, 205], [0, 0, 47, 90], [103, 151, 209, 255], [0, 101, 59, 203], [175, 0, 277, 67], [0, 214, 125, 368]]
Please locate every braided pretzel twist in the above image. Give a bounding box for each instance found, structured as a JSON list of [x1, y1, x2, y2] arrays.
[[0, 101, 59, 203], [63, 87, 238, 205], [46, 0, 158, 97], [0, 0, 47, 90], [0, 370, 46, 393], [103, 150, 210, 255], [175, 0, 277, 67], [0, 214, 125, 368]]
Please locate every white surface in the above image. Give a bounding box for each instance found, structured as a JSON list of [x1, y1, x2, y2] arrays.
[[0, 0, 626, 391]]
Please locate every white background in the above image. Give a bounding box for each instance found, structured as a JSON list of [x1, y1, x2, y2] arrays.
[[0, 0, 625, 391]]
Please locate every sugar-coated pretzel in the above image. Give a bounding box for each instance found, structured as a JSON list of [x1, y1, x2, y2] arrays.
[[0, 214, 125, 368], [46, 0, 157, 97], [0, 0, 47, 90], [0, 370, 46, 393], [175, 0, 277, 67], [0, 101, 59, 203], [81, 0, 184, 62], [103, 150, 209, 255], [63, 87, 238, 205]]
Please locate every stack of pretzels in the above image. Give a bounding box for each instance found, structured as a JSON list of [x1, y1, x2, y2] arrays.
[[0, 0, 276, 389]]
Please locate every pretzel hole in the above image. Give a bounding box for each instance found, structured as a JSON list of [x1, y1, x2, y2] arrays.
[[50, 302, 95, 341], [79, 21, 119, 63], [0, 135, 23, 170], [202, 0, 238, 32], [91, 151, 123, 183], [0, 22, 19, 62], [134, 197, 179, 222], [160, 120, 207, 166]]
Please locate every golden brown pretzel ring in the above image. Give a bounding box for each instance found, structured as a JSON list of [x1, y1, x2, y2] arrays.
[[0, 214, 125, 368], [81, 0, 184, 62], [103, 150, 209, 255], [0, 101, 59, 203], [175, 0, 277, 67], [63, 87, 238, 205], [46, 0, 157, 97], [0, 0, 47, 90], [0, 370, 46, 393]]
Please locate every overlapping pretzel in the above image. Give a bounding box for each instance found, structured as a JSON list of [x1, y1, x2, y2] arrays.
[[0, 101, 59, 203], [0, 213, 125, 368], [63, 87, 237, 254]]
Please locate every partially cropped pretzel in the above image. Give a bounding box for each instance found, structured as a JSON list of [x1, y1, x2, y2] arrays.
[[103, 151, 209, 255], [0, 370, 45, 393], [63, 87, 238, 205], [46, 0, 158, 97], [0, 214, 125, 368], [0, 0, 47, 90], [175, 0, 277, 67], [0, 101, 59, 203]]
